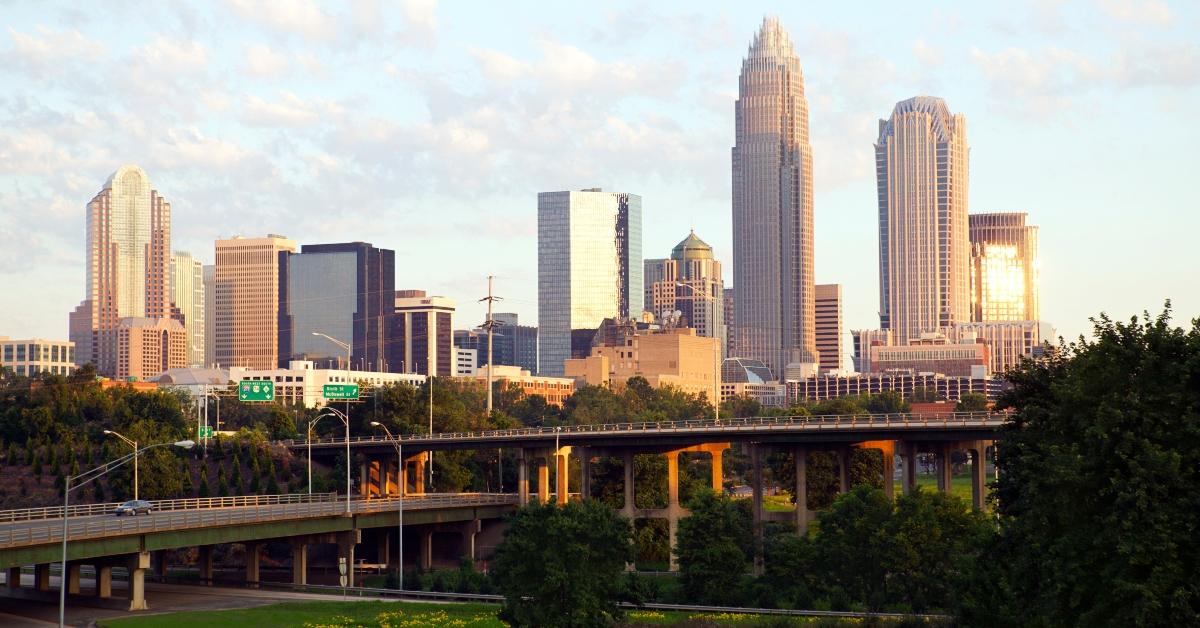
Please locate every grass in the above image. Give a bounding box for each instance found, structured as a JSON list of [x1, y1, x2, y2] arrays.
[[97, 600, 942, 627]]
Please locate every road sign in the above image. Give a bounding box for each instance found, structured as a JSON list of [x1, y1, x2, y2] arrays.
[[238, 380, 275, 402], [324, 383, 360, 400], [198, 426, 214, 438]]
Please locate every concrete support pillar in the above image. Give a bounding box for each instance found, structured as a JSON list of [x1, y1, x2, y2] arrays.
[[461, 520, 480, 563], [376, 529, 390, 565], [413, 457, 426, 495], [67, 562, 81, 594], [5, 566, 19, 589], [96, 565, 112, 598], [127, 551, 150, 611], [579, 448, 592, 500], [666, 451, 681, 572], [420, 530, 433, 570], [198, 545, 214, 585], [245, 542, 261, 588], [338, 530, 359, 588], [711, 448, 724, 492], [750, 444, 764, 575], [34, 564, 49, 591], [291, 542, 308, 585], [622, 451, 635, 517], [794, 445, 809, 533], [970, 441, 987, 510], [900, 441, 918, 494], [555, 449, 569, 505], [517, 449, 529, 506], [882, 443, 896, 501], [836, 446, 851, 494], [936, 443, 953, 494], [385, 459, 397, 497], [536, 455, 550, 504], [359, 461, 370, 497], [152, 550, 167, 578]]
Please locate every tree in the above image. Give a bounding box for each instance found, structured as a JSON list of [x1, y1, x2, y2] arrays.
[[491, 500, 633, 627], [976, 308, 1200, 626], [198, 466, 210, 498], [675, 490, 754, 605], [809, 485, 894, 610], [909, 387, 943, 403], [954, 392, 989, 412], [721, 394, 762, 419]]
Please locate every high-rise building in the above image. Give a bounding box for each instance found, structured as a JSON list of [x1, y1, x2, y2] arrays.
[[851, 329, 893, 374], [969, 213, 1039, 322], [70, 165, 172, 375], [537, 188, 643, 376], [203, 264, 215, 367], [876, 96, 970, 345], [392, 290, 456, 377], [213, 235, 297, 369], [953, 320, 1043, 375], [732, 17, 818, 379], [644, 231, 726, 353], [279, 242, 395, 370], [171, 252, 205, 367], [815, 284, 843, 374], [723, 287, 735, 357], [114, 317, 187, 381], [454, 313, 539, 374]]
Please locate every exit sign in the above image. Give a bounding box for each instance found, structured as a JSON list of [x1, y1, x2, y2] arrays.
[[324, 383, 360, 400], [239, 380, 275, 402]]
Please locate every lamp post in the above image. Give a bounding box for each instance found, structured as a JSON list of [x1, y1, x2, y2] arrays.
[[311, 331, 353, 422], [59, 439, 194, 627], [370, 421, 403, 590], [673, 282, 722, 422], [318, 406, 353, 515], [306, 414, 330, 495], [102, 430, 138, 501]]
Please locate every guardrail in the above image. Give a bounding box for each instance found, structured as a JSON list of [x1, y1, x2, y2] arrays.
[[286, 411, 1007, 448], [0, 493, 517, 549], [0, 492, 341, 524]]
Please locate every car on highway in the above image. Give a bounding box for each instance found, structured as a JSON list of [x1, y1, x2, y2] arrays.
[[114, 500, 153, 516]]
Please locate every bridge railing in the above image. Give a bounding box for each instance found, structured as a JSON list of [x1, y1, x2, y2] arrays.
[[286, 410, 1006, 448], [0, 493, 517, 549], [0, 492, 340, 524]]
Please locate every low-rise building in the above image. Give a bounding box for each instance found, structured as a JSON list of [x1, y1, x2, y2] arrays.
[[474, 364, 575, 406], [0, 337, 76, 376], [786, 371, 1002, 404], [867, 333, 989, 378], [564, 327, 720, 399], [158, 361, 426, 408]]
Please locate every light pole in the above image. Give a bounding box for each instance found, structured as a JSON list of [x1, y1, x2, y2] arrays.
[[311, 331, 353, 424], [318, 406, 353, 515], [306, 414, 330, 495], [370, 421, 403, 590], [59, 439, 194, 627], [102, 430, 138, 501], [673, 282, 722, 422]]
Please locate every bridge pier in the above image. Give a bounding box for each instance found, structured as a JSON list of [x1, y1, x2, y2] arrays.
[[126, 551, 149, 611], [836, 446, 851, 494], [5, 566, 18, 589], [936, 443, 953, 494], [198, 545, 214, 585], [968, 440, 989, 510], [291, 542, 308, 585], [338, 530, 360, 587], [461, 519, 480, 564], [517, 449, 529, 505], [794, 445, 809, 531], [96, 565, 112, 598], [413, 456, 426, 494], [152, 550, 167, 579], [750, 443, 764, 575], [34, 563, 49, 591], [419, 530, 433, 570], [536, 454, 550, 504], [245, 542, 261, 588], [66, 562, 81, 594], [666, 451, 682, 571], [621, 451, 635, 518], [555, 447, 571, 505], [578, 447, 592, 499]]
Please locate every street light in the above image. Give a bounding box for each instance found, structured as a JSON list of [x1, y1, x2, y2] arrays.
[[318, 406, 353, 515], [102, 430, 138, 501], [306, 414, 330, 495], [59, 439, 194, 627], [672, 282, 722, 423], [370, 421, 404, 590]]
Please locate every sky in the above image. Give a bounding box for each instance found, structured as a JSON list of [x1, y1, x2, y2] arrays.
[[1, 0, 1197, 347]]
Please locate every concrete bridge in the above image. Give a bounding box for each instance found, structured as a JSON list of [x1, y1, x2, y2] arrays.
[[0, 493, 514, 611], [292, 411, 1004, 569]]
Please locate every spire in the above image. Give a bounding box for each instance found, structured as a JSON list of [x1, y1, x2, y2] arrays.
[[747, 15, 796, 59]]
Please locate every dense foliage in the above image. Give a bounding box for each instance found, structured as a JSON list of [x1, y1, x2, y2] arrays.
[[674, 490, 755, 605]]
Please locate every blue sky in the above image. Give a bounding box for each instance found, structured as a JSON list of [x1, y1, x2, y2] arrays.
[[1, 0, 1197, 345]]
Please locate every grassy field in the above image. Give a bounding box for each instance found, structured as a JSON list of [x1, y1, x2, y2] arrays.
[[761, 473, 981, 515], [97, 600, 944, 627]]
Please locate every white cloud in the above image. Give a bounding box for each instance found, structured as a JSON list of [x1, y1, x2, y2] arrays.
[[3, 26, 105, 75], [470, 47, 527, 85], [1096, 0, 1174, 25], [244, 43, 289, 76], [136, 36, 209, 75], [241, 92, 321, 127], [913, 39, 942, 67], [154, 127, 247, 170], [223, 0, 335, 42], [401, 0, 438, 42]]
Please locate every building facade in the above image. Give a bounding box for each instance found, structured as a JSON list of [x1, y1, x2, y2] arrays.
[[953, 320, 1042, 375], [852, 329, 893, 374], [392, 290, 455, 377], [876, 96, 970, 345], [787, 371, 1001, 404], [203, 264, 215, 367], [732, 17, 819, 379], [454, 313, 539, 374], [455, 347, 477, 376], [537, 188, 643, 375], [199, 361, 426, 408], [473, 365, 576, 406], [171, 252, 205, 367], [0, 337, 76, 376], [815, 283, 843, 374], [643, 231, 726, 352], [114, 317, 187, 381], [70, 165, 173, 375], [279, 242, 395, 371], [213, 235, 297, 369], [969, 212, 1039, 322], [564, 327, 720, 400], [867, 334, 989, 378]]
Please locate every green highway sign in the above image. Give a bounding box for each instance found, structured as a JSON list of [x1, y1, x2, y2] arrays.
[[323, 383, 360, 400], [198, 426, 214, 438], [239, 380, 275, 402]]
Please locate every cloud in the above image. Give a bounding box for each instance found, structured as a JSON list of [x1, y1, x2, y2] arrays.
[[1096, 0, 1174, 25], [244, 43, 289, 76], [241, 92, 321, 127], [223, 0, 335, 42], [135, 36, 209, 76], [470, 47, 527, 85], [2, 26, 105, 76]]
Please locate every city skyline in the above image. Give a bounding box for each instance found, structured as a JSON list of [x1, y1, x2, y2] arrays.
[[2, 2, 1198, 346]]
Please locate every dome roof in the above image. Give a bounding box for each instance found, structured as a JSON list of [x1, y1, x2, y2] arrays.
[[671, 230, 713, 261]]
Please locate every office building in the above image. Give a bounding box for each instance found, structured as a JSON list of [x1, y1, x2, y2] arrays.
[[392, 290, 455, 377], [0, 337, 76, 376], [969, 213, 1039, 322], [953, 320, 1043, 375], [787, 371, 1001, 404], [213, 235, 297, 369], [70, 165, 172, 375], [876, 96, 970, 344], [851, 329, 893, 374], [114, 317, 187, 381], [455, 347, 477, 377], [279, 242, 395, 370], [454, 313, 539, 374], [160, 361, 425, 409], [644, 231, 726, 353], [732, 17, 819, 379], [203, 264, 215, 367], [537, 188, 643, 375], [564, 327, 720, 400], [171, 252, 205, 367], [723, 287, 735, 356], [867, 333, 989, 378], [815, 284, 843, 374], [472, 365, 576, 406]]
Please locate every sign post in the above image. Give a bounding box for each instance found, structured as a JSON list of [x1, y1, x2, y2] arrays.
[[238, 381, 275, 402], [323, 383, 360, 401]]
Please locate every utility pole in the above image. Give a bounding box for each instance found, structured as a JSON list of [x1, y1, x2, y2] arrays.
[[478, 275, 503, 490]]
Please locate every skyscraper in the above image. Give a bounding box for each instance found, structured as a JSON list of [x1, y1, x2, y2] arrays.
[[279, 242, 395, 370], [876, 96, 970, 345], [69, 165, 172, 375], [815, 284, 843, 374], [732, 17, 818, 379], [969, 212, 1039, 322], [644, 231, 726, 353], [171, 252, 205, 367], [392, 290, 456, 376], [213, 235, 296, 369], [537, 188, 643, 376], [203, 264, 214, 367]]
